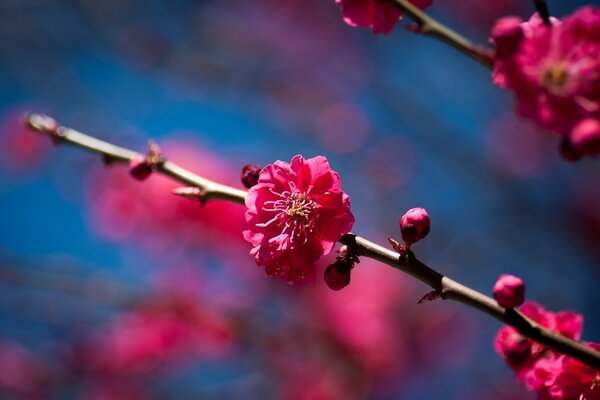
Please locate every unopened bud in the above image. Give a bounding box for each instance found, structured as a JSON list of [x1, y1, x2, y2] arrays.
[[324, 259, 352, 291], [569, 118, 600, 158], [490, 17, 524, 56], [241, 164, 261, 188], [324, 248, 359, 291], [493, 274, 525, 308], [503, 332, 531, 363], [400, 207, 430, 247], [129, 155, 153, 181]]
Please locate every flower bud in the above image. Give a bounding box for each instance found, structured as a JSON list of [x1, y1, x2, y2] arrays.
[[324, 259, 352, 291], [569, 118, 600, 158], [503, 332, 531, 363], [324, 248, 359, 291], [241, 164, 261, 188], [493, 274, 525, 308], [490, 16, 524, 56], [129, 155, 153, 181], [399, 207, 430, 247]]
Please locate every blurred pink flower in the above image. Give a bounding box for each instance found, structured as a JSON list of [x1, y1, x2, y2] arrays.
[[77, 295, 234, 377], [0, 340, 51, 396], [491, 7, 600, 158], [243, 155, 354, 284], [335, 0, 433, 35], [86, 139, 247, 254], [0, 106, 51, 172], [495, 302, 583, 390]]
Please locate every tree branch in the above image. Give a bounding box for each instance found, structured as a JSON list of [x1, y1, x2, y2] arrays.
[[25, 112, 600, 371], [390, 0, 494, 69]]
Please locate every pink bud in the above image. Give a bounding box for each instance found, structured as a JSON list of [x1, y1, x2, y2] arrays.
[[241, 164, 261, 188], [490, 16, 524, 56], [324, 259, 352, 291], [503, 332, 531, 363], [493, 274, 525, 308], [399, 207, 430, 247], [129, 155, 153, 181], [569, 118, 600, 158]]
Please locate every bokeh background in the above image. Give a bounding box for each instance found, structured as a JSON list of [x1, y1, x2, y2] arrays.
[[1, 0, 600, 398]]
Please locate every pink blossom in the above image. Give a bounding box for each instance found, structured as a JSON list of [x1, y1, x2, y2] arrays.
[[399, 207, 430, 247], [86, 140, 247, 254], [541, 343, 600, 399], [493, 274, 525, 308], [490, 7, 600, 157], [335, 0, 433, 35], [494, 302, 583, 390], [76, 295, 234, 377], [244, 155, 354, 284]]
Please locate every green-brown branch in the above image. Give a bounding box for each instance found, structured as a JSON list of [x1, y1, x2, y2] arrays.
[[390, 0, 494, 69], [26, 112, 600, 370]]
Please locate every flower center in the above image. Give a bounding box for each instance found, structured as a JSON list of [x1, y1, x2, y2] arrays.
[[542, 65, 569, 93], [286, 193, 313, 219], [260, 186, 318, 245]]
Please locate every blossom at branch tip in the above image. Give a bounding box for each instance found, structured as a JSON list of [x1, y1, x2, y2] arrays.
[[490, 7, 600, 160], [493, 274, 525, 308], [243, 155, 354, 284], [335, 0, 433, 35], [495, 302, 584, 394], [537, 343, 600, 399]]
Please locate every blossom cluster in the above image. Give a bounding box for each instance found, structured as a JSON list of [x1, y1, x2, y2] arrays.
[[491, 7, 600, 160], [495, 302, 600, 399]]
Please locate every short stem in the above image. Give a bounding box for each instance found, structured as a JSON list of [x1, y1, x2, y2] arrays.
[[534, 0, 552, 26], [25, 113, 600, 371], [389, 0, 494, 69]]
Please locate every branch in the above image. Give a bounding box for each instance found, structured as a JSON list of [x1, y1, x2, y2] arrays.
[[390, 0, 494, 69], [25, 112, 600, 370]]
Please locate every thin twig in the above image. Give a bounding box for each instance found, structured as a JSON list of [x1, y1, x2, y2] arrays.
[[534, 0, 552, 26], [390, 0, 494, 69], [25, 113, 600, 370]]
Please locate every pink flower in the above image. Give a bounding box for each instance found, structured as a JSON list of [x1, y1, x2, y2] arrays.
[[87, 140, 248, 254], [399, 207, 430, 247], [490, 6, 600, 157], [243, 155, 354, 284], [541, 343, 600, 399], [494, 302, 583, 390], [77, 295, 234, 377], [335, 0, 433, 35], [493, 274, 525, 308]]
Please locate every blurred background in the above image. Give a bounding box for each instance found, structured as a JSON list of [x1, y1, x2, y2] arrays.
[[1, 0, 599, 398]]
